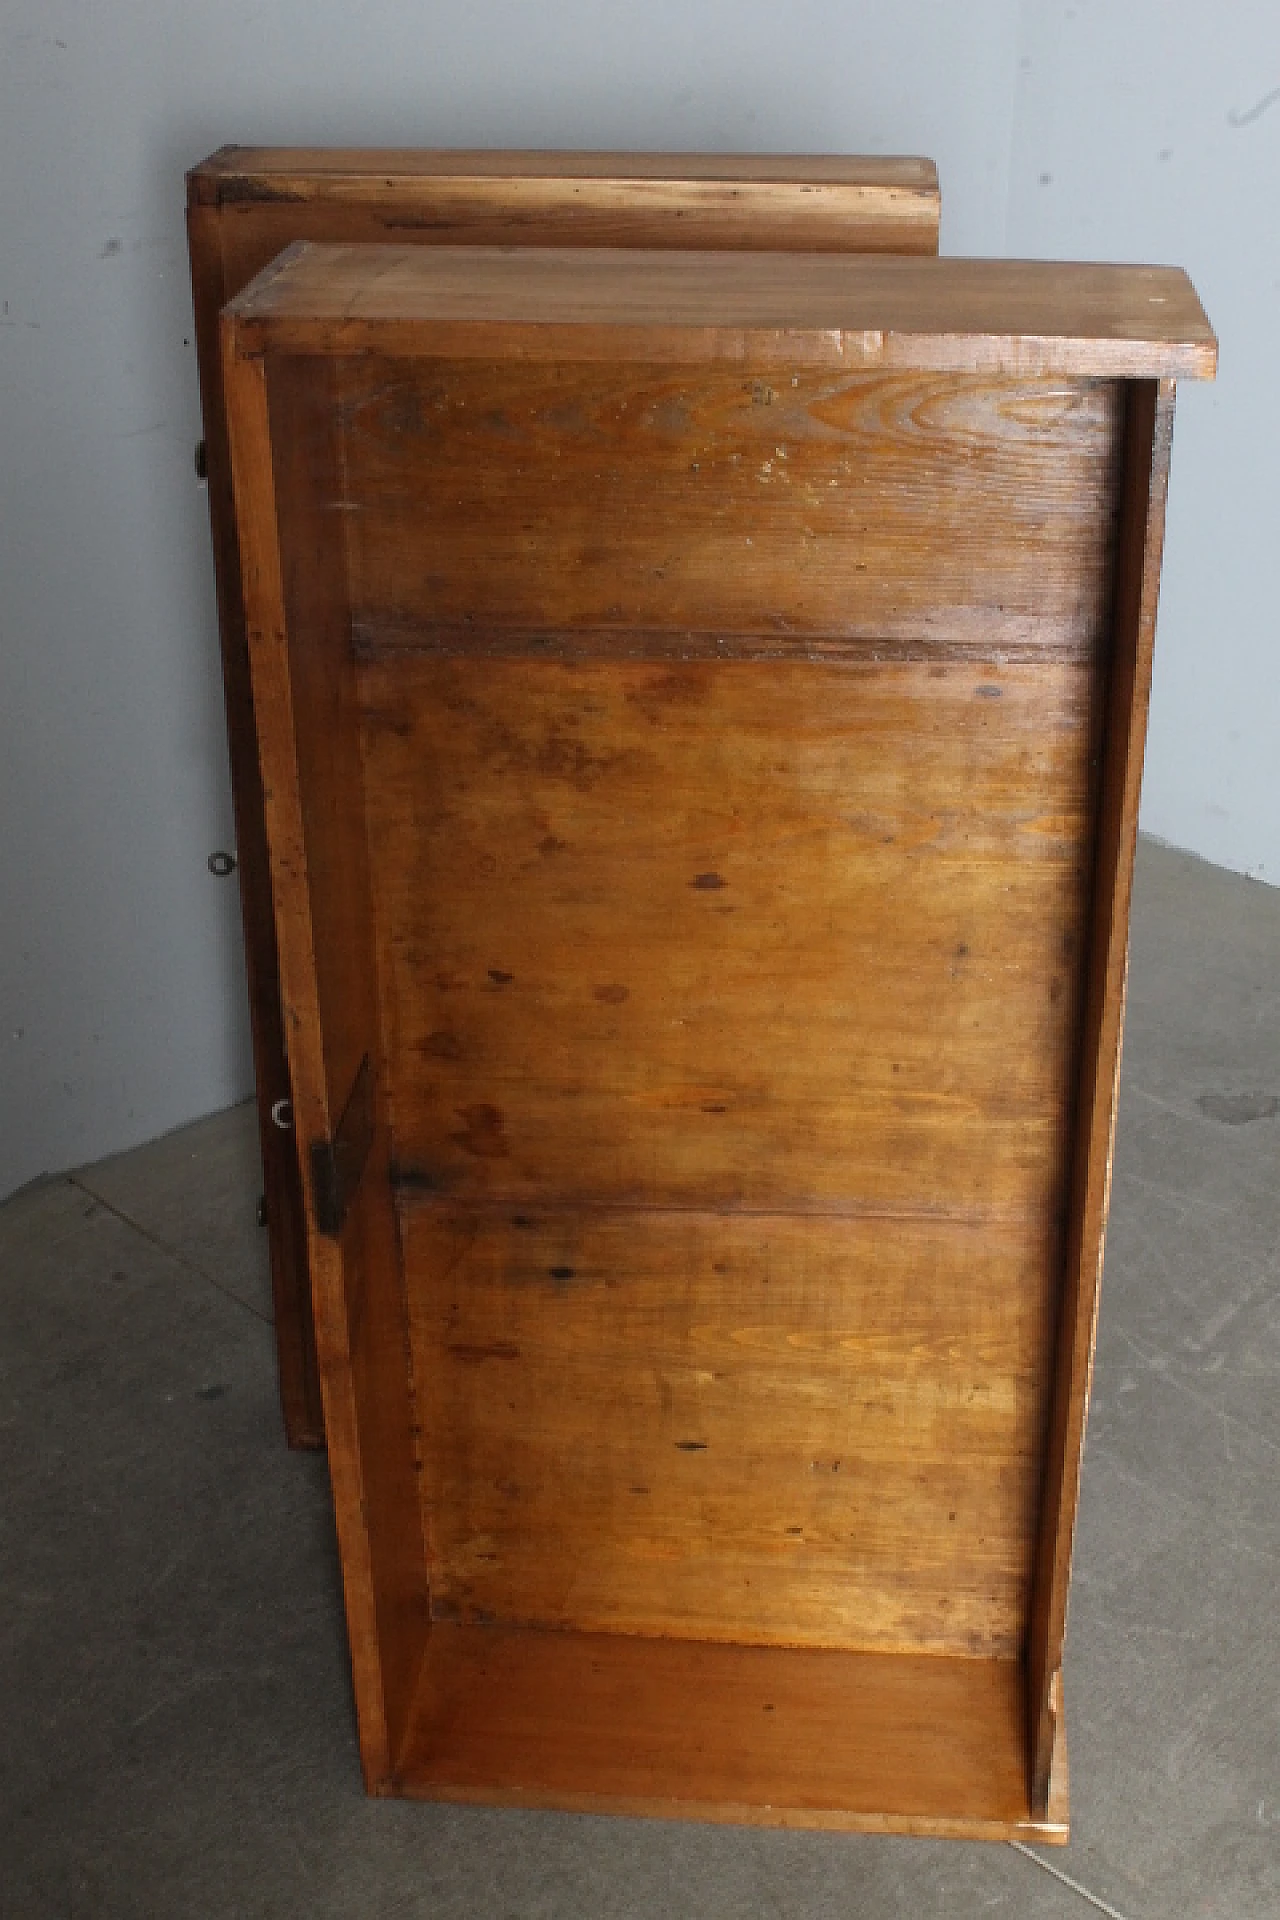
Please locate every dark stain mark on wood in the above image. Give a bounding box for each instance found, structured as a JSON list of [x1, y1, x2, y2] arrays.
[[594, 983, 630, 1004], [675, 1439, 709, 1451], [539, 834, 566, 855], [488, 968, 514, 986], [692, 872, 726, 890], [215, 176, 305, 205], [381, 214, 465, 232], [976, 684, 1004, 699], [701, 1102, 728, 1113], [452, 1103, 509, 1157], [423, 1030, 463, 1059], [548, 1265, 576, 1281], [389, 1159, 442, 1194], [1197, 1091, 1279, 1125]]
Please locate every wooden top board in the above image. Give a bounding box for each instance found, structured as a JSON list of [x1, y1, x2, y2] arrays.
[[225, 243, 1217, 379], [189, 147, 938, 250]]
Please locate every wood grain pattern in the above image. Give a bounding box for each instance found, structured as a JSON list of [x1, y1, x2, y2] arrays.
[[222, 335, 431, 1785], [186, 147, 944, 1449], [227, 244, 1218, 379], [395, 1624, 1067, 1842], [358, 655, 1101, 1219], [343, 363, 1122, 653], [400, 1203, 1057, 1655], [1026, 379, 1177, 1810], [190, 147, 941, 257], [219, 242, 1214, 1828]]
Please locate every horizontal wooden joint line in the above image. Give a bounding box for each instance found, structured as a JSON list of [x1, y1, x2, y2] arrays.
[[386, 1179, 1052, 1231], [351, 617, 1100, 667]]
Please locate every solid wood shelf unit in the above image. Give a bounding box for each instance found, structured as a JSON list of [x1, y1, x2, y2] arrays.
[[186, 146, 942, 1450], [221, 243, 1213, 1838]]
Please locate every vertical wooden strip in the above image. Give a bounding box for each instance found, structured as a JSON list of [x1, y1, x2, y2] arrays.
[[1026, 378, 1176, 1808], [220, 331, 430, 1788], [186, 199, 324, 1449]]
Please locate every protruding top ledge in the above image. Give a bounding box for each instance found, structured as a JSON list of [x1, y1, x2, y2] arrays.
[[224, 242, 1217, 381]]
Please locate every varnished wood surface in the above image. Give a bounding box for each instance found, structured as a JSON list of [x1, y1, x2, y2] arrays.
[[187, 146, 943, 1448], [359, 653, 1100, 1218], [219, 243, 1212, 1826], [223, 344, 431, 1785], [400, 1202, 1056, 1655], [342, 362, 1121, 652], [1027, 380, 1179, 1808], [395, 1624, 1067, 1841], [189, 147, 940, 256], [229, 243, 1218, 378]]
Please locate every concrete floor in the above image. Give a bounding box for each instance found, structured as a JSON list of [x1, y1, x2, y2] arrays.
[[2, 836, 1277, 1919]]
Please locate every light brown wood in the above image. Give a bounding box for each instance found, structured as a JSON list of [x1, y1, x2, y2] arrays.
[[394, 1624, 1067, 1842], [359, 653, 1100, 1218], [1026, 379, 1178, 1810], [222, 345, 431, 1784], [343, 362, 1122, 652], [220, 244, 1214, 1833], [227, 243, 1217, 379], [186, 147, 943, 1449], [190, 147, 940, 257], [401, 1203, 1057, 1656]]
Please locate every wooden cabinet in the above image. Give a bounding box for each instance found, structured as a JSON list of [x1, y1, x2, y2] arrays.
[[186, 147, 942, 1448], [221, 242, 1213, 1837]]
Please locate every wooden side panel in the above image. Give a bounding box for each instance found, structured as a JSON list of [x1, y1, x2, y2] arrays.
[[343, 363, 1123, 653], [397, 1626, 1065, 1841], [401, 1204, 1057, 1655], [358, 654, 1103, 1219], [221, 341, 430, 1785], [1026, 379, 1177, 1809], [186, 205, 324, 1447]]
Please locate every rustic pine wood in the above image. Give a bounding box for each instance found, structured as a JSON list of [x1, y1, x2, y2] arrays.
[[229, 244, 1214, 377], [220, 244, 1213, 1837], [186, 148, 942, 1449], [1026, 378, 1179, 1809], [395, 1626, 1063, 1839]]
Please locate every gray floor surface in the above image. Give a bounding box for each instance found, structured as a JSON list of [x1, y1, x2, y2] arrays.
[[2, 836, 1277, 1918]]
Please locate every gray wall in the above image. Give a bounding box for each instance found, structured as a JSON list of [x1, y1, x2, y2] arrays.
[[2, 1, 1276, 1197]]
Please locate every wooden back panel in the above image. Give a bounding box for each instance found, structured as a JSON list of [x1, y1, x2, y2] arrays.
[[187, 148, 942, 1450], [345, 354, 1112, 1660]]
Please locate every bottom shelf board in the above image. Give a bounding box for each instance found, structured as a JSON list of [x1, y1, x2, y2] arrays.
[[393, 1624, 1068, 1842]]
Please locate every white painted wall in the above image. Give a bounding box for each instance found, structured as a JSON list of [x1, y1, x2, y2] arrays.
[[1007, 1, 1280, 883], [0, 1, 1273, 1194]]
